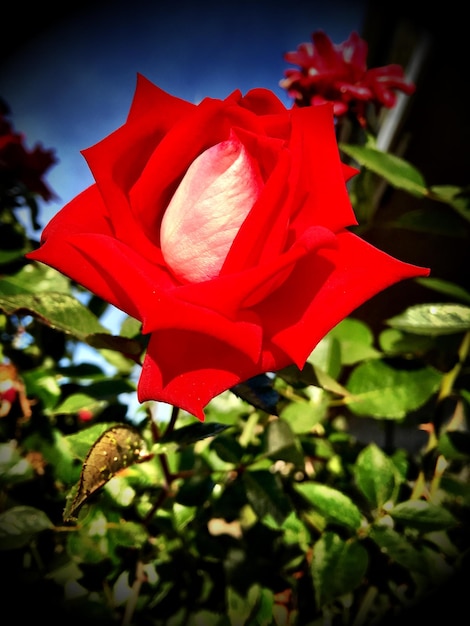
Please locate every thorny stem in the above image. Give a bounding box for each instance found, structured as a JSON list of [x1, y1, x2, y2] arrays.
[[163, 404, 180, 438], [141, 403, 186, 519], [130, 405, 182, 624]]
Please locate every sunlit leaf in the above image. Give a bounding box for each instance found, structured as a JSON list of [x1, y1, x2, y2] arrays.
[[64, 425, 149, 521], [387, 303, 470, 336], [280, 397, 327, 434], [0, 292, 109, 338], [389, 500, 458, 532], [52, 393, 108, 416], [354, 443, 398, 509], [0, 292, 143, 360], [325, 317, 381, 365], [378, 328, 435, 356], [295, 482, 362, 530], [311, 532, 368, 606], [308, 333, 342, 378], [339, 143, 427, 196], [65, 422, 124, 460], [0, 263, 70, 294], [22, 368, 62, 411], [346, 360, 442, 420]]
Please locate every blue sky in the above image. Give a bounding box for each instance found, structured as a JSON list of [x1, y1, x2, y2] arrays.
[[1, 0, 365, 232]]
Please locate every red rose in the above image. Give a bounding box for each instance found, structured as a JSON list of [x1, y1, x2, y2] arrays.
[[26, 75, 429, 420], [280, 31, 415, 127]]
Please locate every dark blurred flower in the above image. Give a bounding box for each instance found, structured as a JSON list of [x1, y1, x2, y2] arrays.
[[0, 98, 57, 203], [280, 30, 415, 127]]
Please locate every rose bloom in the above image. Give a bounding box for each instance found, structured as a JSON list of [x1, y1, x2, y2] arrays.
[[280, 30, 415, 127], [27, 75, 429, 420]]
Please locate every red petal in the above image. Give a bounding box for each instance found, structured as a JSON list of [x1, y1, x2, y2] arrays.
[[138, 329, 281, 421], [257, 230, 430, 367], [288, 104, 358, 235]]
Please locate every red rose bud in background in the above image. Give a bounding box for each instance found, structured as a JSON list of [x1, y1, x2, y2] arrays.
[[26, 75, 429, 420], [280, 30, 416, 127]]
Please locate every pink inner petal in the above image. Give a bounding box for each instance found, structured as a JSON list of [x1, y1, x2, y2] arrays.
[[160, 131, 264, 283]]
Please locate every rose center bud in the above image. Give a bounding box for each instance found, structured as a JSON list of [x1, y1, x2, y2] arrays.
[[160, 131, 264, 283]]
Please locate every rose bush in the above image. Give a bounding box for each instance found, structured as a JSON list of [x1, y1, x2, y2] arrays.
[[26, 74, 429, 420]]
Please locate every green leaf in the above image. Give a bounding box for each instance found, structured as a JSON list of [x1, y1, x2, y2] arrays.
[[0, 505, 53, 550], [108, 520, 148, 549], [346, 360, 442, 420], [65, 422, 125, 460], [295, 482, 362, 530], [311, 532, 368, 606], [308, 333, 342, 378], [0, 292, 109, 340], [51, 392, 108, 416], [280, 398, 328, 434], [247, 585, 274, 626], [66, 509, 115, 563], [354, 443, 398, 510], [389, 500, 458, 533], [369, 525, 427, 574], [387, 303, 470, 336], [430, 185, 470, 223], [22, 368, 61, 411], [438, 431, 470, 460], [326, 317, 381, 365], [227, 586, 249, 625], [210, 434, 245, 464], [0, 263, 71, 294], [339, 143, 427, 197], [242, 470, 292, 525], [415, 278, 470, 305], [378, 328, 435, 356]]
